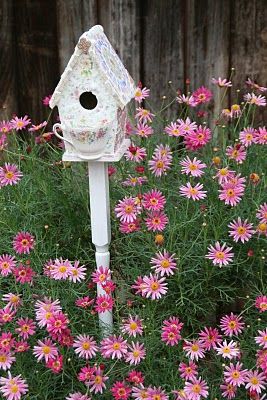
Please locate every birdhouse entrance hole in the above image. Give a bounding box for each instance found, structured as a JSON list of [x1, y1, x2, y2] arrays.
[[79, 91, 98, 110]]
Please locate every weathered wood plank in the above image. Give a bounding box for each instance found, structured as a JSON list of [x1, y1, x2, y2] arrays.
[[98, 0, 141, 83], [230, 0, 267, 122], [186, 0, 231, 125], [14, 0, 59, 122], [0, 1, 18, 120], [142, 0, 185, 116], [57, 0, 98, 72]]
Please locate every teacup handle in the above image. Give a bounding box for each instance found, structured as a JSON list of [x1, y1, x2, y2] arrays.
[[52, 123, 104, 161], [53, 123, 74, 146]]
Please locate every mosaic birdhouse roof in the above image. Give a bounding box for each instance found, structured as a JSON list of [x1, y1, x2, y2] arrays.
[[49, 25, 136, 109]]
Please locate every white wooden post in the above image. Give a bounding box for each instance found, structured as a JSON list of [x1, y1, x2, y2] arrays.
[[88, 161, 113, 335]]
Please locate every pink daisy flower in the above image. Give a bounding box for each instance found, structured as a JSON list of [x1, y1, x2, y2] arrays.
[[179, 361, 198, 381], [0, 350, 16, 371], [46, 354, 63, 374], [14, 341, 30, 353], [206, 242, 234, 267], [145, 210, 168, 232], [150, 249, 177, 277], [125, 341, 146, 365], [161, 324, 183, 346], [10, 115, 31, 130], [184, 126, 212, 151], [255, 295, 267, 313], [148, 156, 172, 177], [255, 329, 267, 349], [147, 386, 169, 400], [119, 219, 141, 234], [2, 293, 21, 310], [12, 232, 35, 255], [184, 376, 209, 400], [50, 258, 72, 280], [244, 93, 266, 106], [164, 122, 184, 137], [33, 338, 58, 362], [92, 265, 111, 284], [121, 315, 143, 337], [132, 276, 147, 296], [177, 94, 197, 107], [126, 371, 144, 385], [135, 107, 155, 123], [46, 311, 69, 336], [215, 168, 235, 185], [35, 298, 62, 327], [198, 327, 222, 350], [228, 217, 255, 243], [220, 313, 245, 337], [177, 117, 197, 135], [220, 382, 237, 399], [224, 362, 248, 387], [0, 333, 14, 352], [100, 335, 128, 360], [135, 122, 153, 138], [122, 176, 147, 187], [111, 381, 131, 400], [183, 340, 206, 361], [179, 182, 207, 201], [69, 260, 86, 283], [219, 183, 245, 207], [254, 126, 267, 144], [256, 203, 267, 223], [230, 104, 242, 118], [245, 370, 266, 394], [212, 77, 232, 87], [115, 196, 141, 223], [0, 306, 16, 325], [0, 120, 12, 134], [75, 296, 94, 308], [142, 273, 168, 299], [239, 127, 256, 147], [89, 366, 109, 394], [13, 265, 35, 284], [66, 392, 91, 400], [15, 318, 36, 340], [180, 156, 206, 177], [215, 339, 240, 359], [42, 95, 52, 106], [0, 163, 23, 187], [135, 86, 150, 103], [73, 335, 98, 359], [0, 255, 16, 277], [132, 386, 149, 400], [125, 146, 147, 163], [192, 86, 212, 104], [28, 121, 47, 132], [0, 372, 28, 400], [246, 78, 267, 92], [78, 365, 96, 383], [94, 295, 113, 313], [226, 144, 247, 164], [142, 189, 166, 211]]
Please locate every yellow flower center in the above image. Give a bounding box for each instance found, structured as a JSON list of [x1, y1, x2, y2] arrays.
[[22, 325, 30, 332], [237, 227, 246, 234], [95, 375, 102, 384], [82, 342, 90, 350], [151, 282, 159, 291], [258, 223, 267, 232], [232, 371, 240, 378], [192, 384, 201, 394], [125, 205, 133, 214], [197, 134, 204, 140], [113, 343, 121, 350], [220, 168, 228, 176], [246, 134, 253, 140], [11, 385, 19, 394], [45, 312, 52, 320], [2, 262, 9, 269], [133, 350, 140, 357], [227, 189, 234, 197], [229, 321, 236, 329], [189, 188, 197, 195], [0, 355, 7, 362], [189, 164, 197, 170], [215, 251, 225, 260], [17, 121, 24, 127], [223, 346, 230, 353], [130, 322, 138, 330], [156, 161, 164, 169], [231, 104, 240, 111], [161, 260, 170, 268], [21, 239, 29, 246], [59, 266, 67, 273], [191, 344, 199, 352], [5, 171, 14, 179], [150, 198, 158, 205], [43, 346, 51, 354], [250, 377, 259, 385]]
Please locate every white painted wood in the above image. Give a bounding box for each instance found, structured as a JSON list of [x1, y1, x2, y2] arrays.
[[88, 162, 113, 334]]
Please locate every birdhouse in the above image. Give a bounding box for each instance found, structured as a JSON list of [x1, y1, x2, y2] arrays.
[[49, 25, 136, 162]]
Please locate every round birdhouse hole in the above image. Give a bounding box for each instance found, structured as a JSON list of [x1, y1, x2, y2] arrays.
[[79, 91, 98, 110]]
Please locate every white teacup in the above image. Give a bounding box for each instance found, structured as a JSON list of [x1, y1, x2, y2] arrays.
[[53, 123, 109, 160]]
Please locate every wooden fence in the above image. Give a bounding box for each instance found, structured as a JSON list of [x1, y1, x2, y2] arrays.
[[1, 0, 267, 122]]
